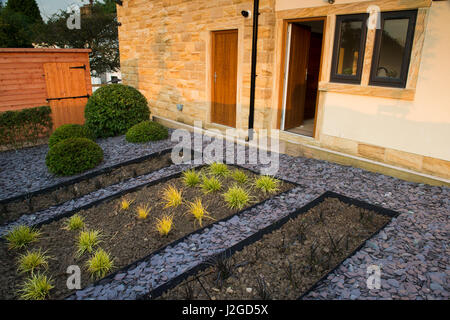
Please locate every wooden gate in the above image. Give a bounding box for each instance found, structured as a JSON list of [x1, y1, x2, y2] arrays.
[[43, 62, 90, 128]]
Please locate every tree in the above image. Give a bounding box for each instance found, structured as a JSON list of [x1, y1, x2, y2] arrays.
[[35, 0, 120, 75], [0, 0, 43, 47], [6, 0, 43, 24]]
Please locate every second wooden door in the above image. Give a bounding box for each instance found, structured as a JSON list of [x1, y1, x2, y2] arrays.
[[211, 30, 238, 127], [284, 24, 311, 130]]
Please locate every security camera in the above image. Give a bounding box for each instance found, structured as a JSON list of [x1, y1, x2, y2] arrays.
[[241, 10, 251, 18], [328, 0, 335, 4]]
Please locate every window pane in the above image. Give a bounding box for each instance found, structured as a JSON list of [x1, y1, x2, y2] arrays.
[[376, 18, 409, 79], [337, 21, 363, 76]]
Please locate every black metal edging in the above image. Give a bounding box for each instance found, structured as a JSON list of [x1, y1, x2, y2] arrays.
[[141, 191, 400, 300], [60, 165, 302, 299], [0, 147, 175, 206]]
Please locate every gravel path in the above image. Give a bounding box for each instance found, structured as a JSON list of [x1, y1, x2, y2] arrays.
[[1, 134, 448, 300], [0, 133, 175, 201]]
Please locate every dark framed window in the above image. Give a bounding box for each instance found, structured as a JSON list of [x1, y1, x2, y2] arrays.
[[330, 13, 368, 84], [369, 10, 417, 88]]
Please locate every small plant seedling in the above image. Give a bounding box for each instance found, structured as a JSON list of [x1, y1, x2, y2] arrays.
[[183, 280, 195, 300], [136, 203, 151, 219], [64, 214, 85, 231], [327, 231, 345, 255], [86, 248, 114, 279], [231, 169, 248, 184], [201, 175, 222, 193], [17, 249, 50, 274], [182, 169, 200, 187], [207, 255, 235, 288], [162, 185, 183, 208], [255, 275, 272, 300], [5, 225, 41, 250], [223, 186, 251, 210], [187, 198, 213, 227], [255, 176, 280, 194], [156, 215, 174, 236], [209, 162, 229, 177], [18, 273, 54, 300], [76, 230, 101, 257], [120, 197, 135, 211]]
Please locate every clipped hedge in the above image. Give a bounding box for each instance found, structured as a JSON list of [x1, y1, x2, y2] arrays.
[[48, 124, 95, 148], [84, 84, 150, 138], [45, 138, 103, 176], [125, 121, 169, 143], [0, 106, 53, 149]]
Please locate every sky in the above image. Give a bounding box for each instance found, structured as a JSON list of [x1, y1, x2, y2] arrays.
[[35, 0, 90, 21]]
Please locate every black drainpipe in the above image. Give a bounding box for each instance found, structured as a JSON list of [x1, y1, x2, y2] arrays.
[[248, 0, 259, 141]]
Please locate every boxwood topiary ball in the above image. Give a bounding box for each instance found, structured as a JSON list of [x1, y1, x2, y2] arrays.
[[125, 121, 169, 143], [84, 84, 150, 138], [48, 124, 95, 148], [45, 138, 104, 176]]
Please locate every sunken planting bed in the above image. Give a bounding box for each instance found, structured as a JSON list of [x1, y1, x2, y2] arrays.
[[154, 192, 399, 300], [0, 163, 295, 300], [0, 149, 174, 225]]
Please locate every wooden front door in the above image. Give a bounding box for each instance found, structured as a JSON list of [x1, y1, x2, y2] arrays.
[[211, 30, 238, 127], [43, 62, 90, 129], [284, 24, 311, 130]]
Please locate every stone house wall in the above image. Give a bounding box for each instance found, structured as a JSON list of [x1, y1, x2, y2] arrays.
[[117, 0, 277, 130]]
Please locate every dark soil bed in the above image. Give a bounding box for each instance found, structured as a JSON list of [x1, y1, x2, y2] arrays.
[[0, 166, 294, 300], [158, 197, 392, 300], [0, 153, 173, 225]]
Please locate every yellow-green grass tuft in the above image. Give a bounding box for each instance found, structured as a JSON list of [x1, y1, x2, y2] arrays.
[[76, 230, 101, 257], [209, 162, 229, 177], [231, 169, 248, 184], [136, 203, 151, 219], [162, 185, 183, 208], [182, 169, 200, 187], [18, 273, 54, 300], [223, 185, 251, 210], [86, 248, 114, 279], [65, 214, 85, 231], [187, 198, 213, 227], [156, 215, 174, 236], [255, 175, 280, 194], [201, 175, 222, 193], [120, 197, 135, 211], [5, 225, 41, 250], [17, 249, 50, 274]]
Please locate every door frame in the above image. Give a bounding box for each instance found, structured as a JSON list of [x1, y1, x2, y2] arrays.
[[210, 29, 239, 128], [277, 17, 327, 138]]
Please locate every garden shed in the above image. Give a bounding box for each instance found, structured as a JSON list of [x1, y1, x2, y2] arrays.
[[0, 48, 93, 128]]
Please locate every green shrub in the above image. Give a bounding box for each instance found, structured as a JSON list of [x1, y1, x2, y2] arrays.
[[125, 120, 168, 143], [85, 84, 150, 138], [0, 106, 52, 149], [45, 138, 103, 176], [48, 124, 94, 148]]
